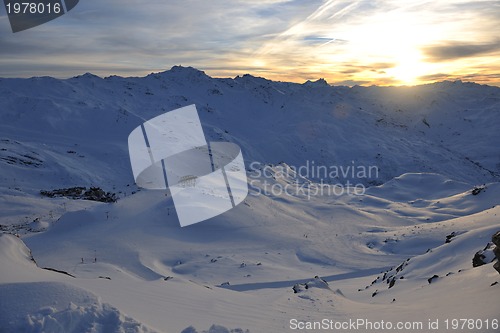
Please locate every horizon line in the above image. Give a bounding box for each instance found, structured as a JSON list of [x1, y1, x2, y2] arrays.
[[1, 65, 499, 89]]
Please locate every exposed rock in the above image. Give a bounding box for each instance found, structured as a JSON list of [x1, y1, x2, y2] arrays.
[[181, 325, 250, 333], [40, 186, 117, 203], [492, 231, 500, 247], [181, 327, 198, 333], [471, 185, 486, 195], [473, 242, 496, 267], [42, 267, 75, 278], [292, 283, 305, 294], [428, 275, 439, 284], [492, 231, 500, 274], [292, 276, 329, 294], [445, 232, 457, 243]]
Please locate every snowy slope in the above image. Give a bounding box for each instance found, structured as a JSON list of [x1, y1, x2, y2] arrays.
[[0, 234, 158, 333], [0, 67, 499, 332], [1, 67, 499, 193]]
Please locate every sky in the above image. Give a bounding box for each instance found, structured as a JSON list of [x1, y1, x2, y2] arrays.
[[0, 0, 499, 86]]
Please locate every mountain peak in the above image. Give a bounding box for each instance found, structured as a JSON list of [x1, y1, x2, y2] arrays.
[[303, 78, 329, 87], [72, 72, 102, 80], [147, 66, 211, 83], [234, 73, 272, 85], [169, 65, 207, 76]]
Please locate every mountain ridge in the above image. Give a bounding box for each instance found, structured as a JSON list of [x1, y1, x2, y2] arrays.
[[1, 65, 499, 193]]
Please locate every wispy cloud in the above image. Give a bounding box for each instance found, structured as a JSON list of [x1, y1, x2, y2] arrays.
[[0, 0, 498, 86], [0, 0, 310, 75]]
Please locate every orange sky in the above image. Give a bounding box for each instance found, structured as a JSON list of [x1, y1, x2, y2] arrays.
[[1, 0, 499, 86], [206, 0, 500, 86]]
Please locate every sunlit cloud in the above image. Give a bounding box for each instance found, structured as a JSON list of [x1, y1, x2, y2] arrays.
[[247, 0, 500, 86], [422, 40, 500, 62], [0, 0, 498, 86]]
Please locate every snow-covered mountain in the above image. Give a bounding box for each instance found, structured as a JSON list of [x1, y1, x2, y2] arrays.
[[0, 66, 499, 332]]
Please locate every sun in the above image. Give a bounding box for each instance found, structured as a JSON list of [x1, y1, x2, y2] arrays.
[[387, 50, 426, 85], [340, 11, 434, 86]]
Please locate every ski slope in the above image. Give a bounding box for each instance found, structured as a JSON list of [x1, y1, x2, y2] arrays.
[[0, 67, 499, 332]]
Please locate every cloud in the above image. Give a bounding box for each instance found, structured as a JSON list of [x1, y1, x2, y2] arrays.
[[417, 73, 453, 82], [0, 0, 315, 77], [302, 36, 348, 47], [0, 0, 498, 86], [417, 71, 500, 86], [422, 41, 500, 62]]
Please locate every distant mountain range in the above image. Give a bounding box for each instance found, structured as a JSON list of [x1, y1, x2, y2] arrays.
[[1, 66, 499, 194]]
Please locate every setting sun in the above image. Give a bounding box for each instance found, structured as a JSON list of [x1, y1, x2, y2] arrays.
[[1, 1, 498, 86], [247, 0, 500, 86], [385, 50, 426, 85]]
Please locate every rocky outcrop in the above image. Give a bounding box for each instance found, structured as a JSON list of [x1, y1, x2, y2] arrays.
[[427, 275, 439, 284], [492, 231, 500, 274], [473, 242, 496, 267], [292, 276, 329, 294], [40, 186, 117, 203]]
